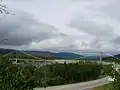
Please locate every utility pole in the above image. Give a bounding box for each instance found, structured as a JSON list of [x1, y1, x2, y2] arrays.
[[99, 43, 102, 64], [15, 50, 18, 63], [100, 50, 102, 63]]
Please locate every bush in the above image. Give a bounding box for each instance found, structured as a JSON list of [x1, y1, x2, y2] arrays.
[[0, 57, 104, 89], [0, 57, 38, 90], [35, 62, 103, 87]]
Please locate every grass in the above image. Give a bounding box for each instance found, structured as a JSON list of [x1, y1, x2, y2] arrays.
[[92, 84, 112, 90]]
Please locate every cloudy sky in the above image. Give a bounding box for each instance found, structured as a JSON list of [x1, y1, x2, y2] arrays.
[[1, 0, 120, 55]]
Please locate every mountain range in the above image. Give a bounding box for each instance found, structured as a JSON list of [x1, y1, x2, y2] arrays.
[[103, 54, 120, 62], [0, 48, 118, 60], [0, 48, 84, 59]]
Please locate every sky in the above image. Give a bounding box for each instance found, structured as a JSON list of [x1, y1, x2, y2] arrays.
[[0, 0, 120, 55]]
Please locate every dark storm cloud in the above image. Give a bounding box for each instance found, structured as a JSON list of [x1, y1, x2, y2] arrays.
[[0, 11, 61, 45]]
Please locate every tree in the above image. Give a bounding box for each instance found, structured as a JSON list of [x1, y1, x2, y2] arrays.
[[110, 65, 120, 90], [0, 0, 9, 14], [102, 64, 120, 90], [0, 57, 38, 90]]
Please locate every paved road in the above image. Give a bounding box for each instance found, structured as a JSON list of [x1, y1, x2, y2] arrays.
[[35, 77, 109, 90]]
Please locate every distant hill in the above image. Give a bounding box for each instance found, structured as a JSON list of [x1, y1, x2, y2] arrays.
[[103, 54, 120, 62], [80, 56, 100, 60], [1, 48, 115, 60], [52, 52, 84, 59], [25, 51, 84, 59], [0, 48, 84, 59], [0, 48, 15, 54], [114, 54, 120, 58], [25, 51, 54, 57]]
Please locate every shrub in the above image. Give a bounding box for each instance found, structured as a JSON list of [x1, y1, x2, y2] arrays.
[[0, 57, 38, 90]]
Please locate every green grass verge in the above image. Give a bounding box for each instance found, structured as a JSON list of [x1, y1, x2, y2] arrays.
[[92, 84, 112, 90]]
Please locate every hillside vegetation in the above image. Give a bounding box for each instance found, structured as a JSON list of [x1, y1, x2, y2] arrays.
[[35, 61, 103, 87], [0, 57, 104, 90]]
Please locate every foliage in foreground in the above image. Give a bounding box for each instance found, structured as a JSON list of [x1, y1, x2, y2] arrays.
[[101, 64, 120, 90], [110, 69, 120, 90], [0, 57, 104, 89], [0, 57, 38, 90], [35, 62, 103, 87], [93, 84, 112, 90]]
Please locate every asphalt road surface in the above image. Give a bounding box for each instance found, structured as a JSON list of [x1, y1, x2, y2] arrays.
[[35, 77, 109, 90]]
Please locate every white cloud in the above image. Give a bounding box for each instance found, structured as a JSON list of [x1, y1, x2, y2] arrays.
[[1, 0, 120, 54], [0, 11, 63, 46]]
